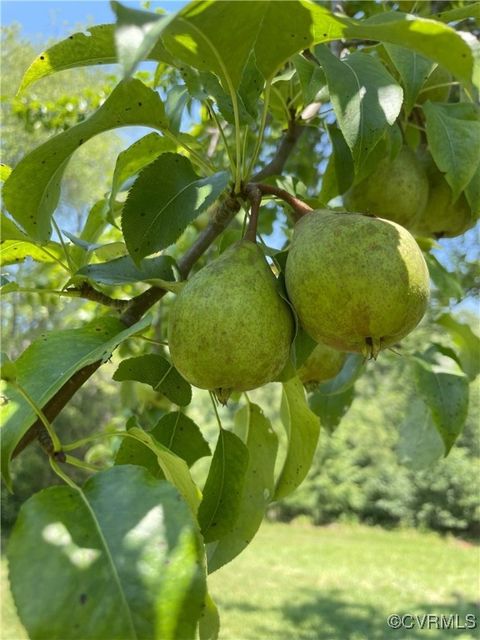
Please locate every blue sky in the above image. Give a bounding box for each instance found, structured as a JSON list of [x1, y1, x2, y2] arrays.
[[2, 1, 185, 43]]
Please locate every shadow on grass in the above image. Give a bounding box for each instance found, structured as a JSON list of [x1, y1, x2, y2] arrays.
[[217, 590, 479, 639]]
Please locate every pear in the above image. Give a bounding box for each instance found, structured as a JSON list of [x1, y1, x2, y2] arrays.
[[298, 343, 346, 388], [345, 146, 428, 229], [168, 240, 294, 401], [414, 153, 475, 238], [285, 211, 430, 358]]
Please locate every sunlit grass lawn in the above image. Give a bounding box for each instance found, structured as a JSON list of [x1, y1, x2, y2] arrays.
[[1, 522, 478, 639]]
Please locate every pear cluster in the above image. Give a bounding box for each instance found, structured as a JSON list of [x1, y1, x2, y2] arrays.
[[346, 144, 477, 239]]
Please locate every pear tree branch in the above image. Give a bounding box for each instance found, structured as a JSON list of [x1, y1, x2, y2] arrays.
[[12, 123, 309, 461]]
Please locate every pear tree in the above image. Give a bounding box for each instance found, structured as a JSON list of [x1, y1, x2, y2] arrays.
[[1, 1, 479, 638]]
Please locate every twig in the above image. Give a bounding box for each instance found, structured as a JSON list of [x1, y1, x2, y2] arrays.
[[251, 183, 313, 220], [66, 282, 130, 311]]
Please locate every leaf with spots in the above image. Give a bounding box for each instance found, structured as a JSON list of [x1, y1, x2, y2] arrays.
[[1, 315, 151, 490], [0, 240, 65, 267], [198, 429, 249, 543], [412, 354, 469, 453], [113, 354, 192, 406], [274, 377, 320, 500], [163, 1, 347, 91], [315, 46, 403, 169], [7, 465, 206, 640], [18, 24, 174, 93], [207, 403, 278, 573], [3, 79, 168, 242], [122, 153, 229, 262]]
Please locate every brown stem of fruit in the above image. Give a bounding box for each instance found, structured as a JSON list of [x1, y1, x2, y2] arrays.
[[11, 125, 303, 461], [251, 183, 313, 221], [244, 186, 262, 242]]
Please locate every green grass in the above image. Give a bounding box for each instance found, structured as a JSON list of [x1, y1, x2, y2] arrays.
[[2, 522, 479, 639]]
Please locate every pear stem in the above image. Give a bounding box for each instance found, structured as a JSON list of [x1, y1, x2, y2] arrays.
[[247, 183, 313, 221], [245, 185, 262, 242]]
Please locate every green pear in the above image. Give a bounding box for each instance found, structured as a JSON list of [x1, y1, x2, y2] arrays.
[[417, 65, 451, 104], [169, 240, 294, 401], [285, 211, 430, 358], [297, 343, 346, 388], [345, 146, 428, 229], [414, 153, 475, 238]]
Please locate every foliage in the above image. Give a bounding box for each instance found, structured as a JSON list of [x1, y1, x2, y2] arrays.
[[1, 2, 479, 638]]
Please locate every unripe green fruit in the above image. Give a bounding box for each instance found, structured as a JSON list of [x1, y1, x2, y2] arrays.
[[414, 154, 475, 238], [417, 65, 451, 104], [297, 343, 346, 387], [345, 146, 428, 229], [169, 240, 294, 402], [285, 211, 430, 358]]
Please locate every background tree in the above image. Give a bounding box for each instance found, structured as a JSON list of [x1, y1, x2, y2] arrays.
[[1, 2, 479, 639]]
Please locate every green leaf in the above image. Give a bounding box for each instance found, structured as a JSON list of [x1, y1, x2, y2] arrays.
[[198, 429, 249, 543], [127, 427, 202, 514], [423, 102, 480, 200], [113, 354, 192, 406], [436, 314, 480, 381], [0, 352, 17, 383], [7, 465, 206, 640], [109, 133, 178, 213], [77, 254, 175, 286], [309, 386, 355, 433], [397, 397, 445, 470], [315, 353, 365, 396], [69, 200, 109, 269], [4, 79, 168, 242], [1, 214, 29, 241], [0, 163, 12, 182], [122, 153, 229, 262], [424, 253, 463, 304], [293, 53, 327, 104], [116, 412, 211, 471], [315, 47, 403, 169], [111, 2, 178, 77], [293, 329, 317, 370], [207, 403, 278, 573], [345, 12, 477, 86], [436, 3, 480, 24], [1, 315, 150, 489], [163, 1, 347, 90], [384, 44, 434, 114], [320, 125, 354, 202], [274, 377, 321, 500], [0, 239, 65, 267], [199, 592, 220, 640], [412, 355, 469, 453], [18, 24, 173, 93], [465, 158, 480, 215]]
